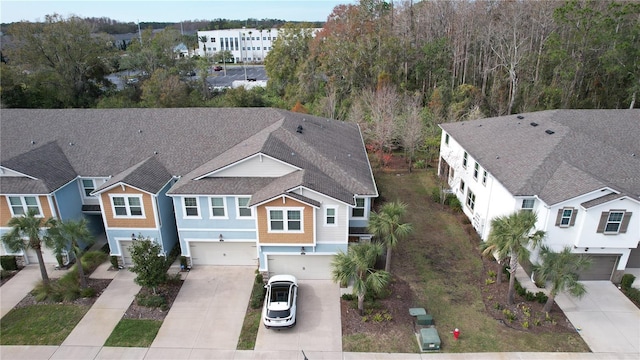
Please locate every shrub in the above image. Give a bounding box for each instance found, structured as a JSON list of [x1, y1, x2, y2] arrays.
[[180, 256, 188, 269], [521, 321, 529, 329], [623, 287, 640, 305], [342, 293, 356, 301], [255, 272, 264, 284], [448, 197, 462, 212], [502, 309, 516, 322], [535, 291, 548, 304], [250, 277, 266, 309], [414, 159, 426, 169], [110, 256, 119, 269], [620, 274, 636, 291], [80, 287, 96, 298], [0, 256, 18, 271], [137, 293, 167, 310], [430, 187, 441, 203], [485, 278, 495, 285], [487, 270, 497, 278], [524, 291, 536, 301], [372, 313, 384, 322], [165, 273, 182, 285], [82, 250, 108, 272]]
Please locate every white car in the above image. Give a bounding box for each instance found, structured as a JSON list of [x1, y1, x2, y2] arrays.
[[262, 274, 298, 329]]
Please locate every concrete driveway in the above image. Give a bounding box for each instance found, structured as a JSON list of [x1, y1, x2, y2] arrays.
[[254, 280, 342, 353], [148, 266, 255, 354], [555, 281, 640, 354]]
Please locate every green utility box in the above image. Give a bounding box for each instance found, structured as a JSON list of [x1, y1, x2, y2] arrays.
[[419, 328, 441, 351], [416, 314, 434, 326], [409, 307, 426, 316]]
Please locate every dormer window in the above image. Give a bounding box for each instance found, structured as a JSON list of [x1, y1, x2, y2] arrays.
[[521, 199, 535, 212]]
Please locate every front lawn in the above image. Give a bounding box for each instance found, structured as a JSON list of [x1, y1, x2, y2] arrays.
[[0, 304, 89, 345], [104, 319, 162, 347]]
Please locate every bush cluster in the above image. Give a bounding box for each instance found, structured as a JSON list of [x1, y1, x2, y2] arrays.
[[514, 277, 548, 304], [249, 272, 266, 309], [1, 255, 18, 271], [136, 292, 168, 310]]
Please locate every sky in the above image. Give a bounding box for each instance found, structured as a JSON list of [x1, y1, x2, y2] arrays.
[[0, 0, 357, 24]]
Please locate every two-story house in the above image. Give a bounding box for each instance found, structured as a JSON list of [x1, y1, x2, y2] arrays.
[[0, 108, 377, 280], [438, 109, 639, 282]]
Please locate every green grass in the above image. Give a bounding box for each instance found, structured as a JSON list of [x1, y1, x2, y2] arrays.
[[0, 304, 90, 345], [373, 170, 589, 353], [237, 304, 262, 349], [104, 319, 162, 347]]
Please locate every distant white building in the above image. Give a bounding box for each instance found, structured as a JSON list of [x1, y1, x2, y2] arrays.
[[197, 28, 281, 63]]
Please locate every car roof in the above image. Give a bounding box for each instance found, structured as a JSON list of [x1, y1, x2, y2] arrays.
[[267, 274, 297, 285]]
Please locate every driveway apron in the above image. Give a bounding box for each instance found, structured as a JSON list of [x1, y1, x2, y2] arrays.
[[254, 280, 342, 352], [150, 266, 255, 350], [555, 281, 640, 354]]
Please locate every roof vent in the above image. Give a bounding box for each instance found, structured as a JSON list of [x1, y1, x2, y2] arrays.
[[530, 122, 538, 127], [138, 129, 142, 133], [69, 142, 74, 146], [545, 129, 555, 135], [296, 125, 303, 134], [154, 151, 158, 155], [517, 115, 524, 119], [30, 140, 36, 145]]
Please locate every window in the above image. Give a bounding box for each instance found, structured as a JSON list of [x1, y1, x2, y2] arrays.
[[237, 197, 252, 218], [268, 208, 303, 232], [521, 199, 535, 212], [352, 198, 365, 218], [466, 190, 476, 210], [597, 211, 632, 234], [183, 197, 199, 217], [8, 196, 41, 216], [459, 180, 465, 193], [473, 162, 480, 180], [111, 195, 143, 217], [210, 37, 215, 42], [325, 207, 337, 226], [210, 197, 226, 218], [81, 179, 95, 197], [482, 170, 488, 186], [445, 134, 450, 145], [555, 208, 577, 227], [462, 152, 468, 168]]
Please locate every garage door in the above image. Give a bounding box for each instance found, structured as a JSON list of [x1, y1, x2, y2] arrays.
[[578, 255, 619, 281], [119, 240, 134, 266], [267, 254, 334, 280], [25, 245, 57, 265], [627, 247, 640, 268], [189, 241, 257, 266]]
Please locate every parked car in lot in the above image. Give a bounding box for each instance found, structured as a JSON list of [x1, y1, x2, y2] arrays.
[[262, 274, 298, 329], [213, 66, 223, 71]]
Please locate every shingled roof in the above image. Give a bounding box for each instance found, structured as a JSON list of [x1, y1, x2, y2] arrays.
[[440, 109, 640, 206], [1, 108, 377, 204]]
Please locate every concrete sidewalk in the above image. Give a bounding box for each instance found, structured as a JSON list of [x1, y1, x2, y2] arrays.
[[0, 264, 70, 318]]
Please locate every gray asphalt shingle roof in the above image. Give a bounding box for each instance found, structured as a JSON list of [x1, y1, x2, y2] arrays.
[[440, 109, 640, 205], [1, 108, 377, 203]]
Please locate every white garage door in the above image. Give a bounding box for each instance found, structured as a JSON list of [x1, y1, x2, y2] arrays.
[[267, 254, 334, 280], [25, 245, 58, 265], [119, 240, 134, 266], [189, 241, 257, 266], [578, 255, 619, 281]]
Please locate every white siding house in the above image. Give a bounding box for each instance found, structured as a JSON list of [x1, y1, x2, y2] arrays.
[[438, 110, 640, 282]]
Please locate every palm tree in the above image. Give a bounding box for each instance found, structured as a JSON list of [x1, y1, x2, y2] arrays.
[[368, 201, 413, 273], [198, 36, 207, 56], [46, 218, 95, 289], [331, 242, 390, 315], [481, 210, 545, 305], [1, 209, 53, 285], [533, 245, 591, 313]]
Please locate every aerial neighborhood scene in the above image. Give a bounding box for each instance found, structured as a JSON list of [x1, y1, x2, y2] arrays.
[[0, 0, 639, 359]]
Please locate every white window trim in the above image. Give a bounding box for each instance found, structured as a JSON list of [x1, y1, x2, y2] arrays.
[[266, 206, 304, 233], [209, 196, 228, 219], [7, 195, 43, 217], [236, 196, 254, 219], [80, 178, 96, 199], [482, 170, 488, 186], [604, 211, 624, 234], [559, 208, 573, 228], [109, 194, 145, 218], [466, 190, 476, 211], [324, 205, 338, 227], [473, 162, 479, 180], [352, 198, 366, 219], [182, 197, 201, 219], [462, 152, 468, 168], [521, 198, 535, 211]]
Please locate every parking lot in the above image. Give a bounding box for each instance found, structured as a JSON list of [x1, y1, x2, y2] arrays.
[[254, 280, 342, 352]]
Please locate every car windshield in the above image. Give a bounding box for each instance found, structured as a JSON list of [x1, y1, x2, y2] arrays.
[[267, 309, 291, 318]]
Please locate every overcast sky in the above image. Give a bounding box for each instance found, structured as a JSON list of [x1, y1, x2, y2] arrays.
[[1, 0, 356, 24]]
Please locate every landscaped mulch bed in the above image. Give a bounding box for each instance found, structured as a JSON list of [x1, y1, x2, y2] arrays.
[[13, 278, 112, 308], [122, 279, 183, 321]]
